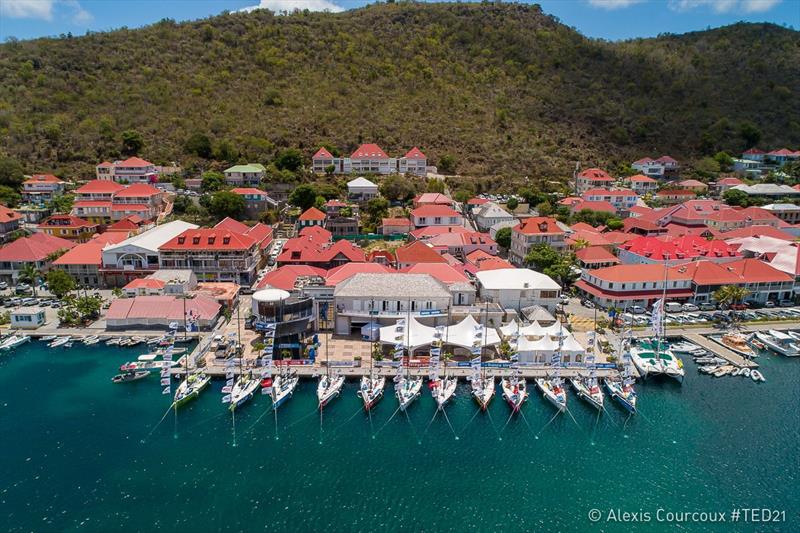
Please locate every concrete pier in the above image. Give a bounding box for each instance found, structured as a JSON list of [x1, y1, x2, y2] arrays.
[[680, 333, 758, 368]]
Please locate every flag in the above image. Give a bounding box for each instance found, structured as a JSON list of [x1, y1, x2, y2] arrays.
[[221, 394, 232, 403], [650, 299, 664, 336], [160, 370, 170, 378], [162, 386, 170, 395]]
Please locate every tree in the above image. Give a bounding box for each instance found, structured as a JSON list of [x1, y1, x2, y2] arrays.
[[495, 227, 511, 249], [694, 156, 720, 178], [364, 196, 389, 224], [185, 132, 212, 158], [452, 189, 471, 203], [713, 285, 750, 316], [438, 154, 456, 174], [379, 176, 416, 202], [18, 264, 41, 296], [506, 197, 519, 211], [207, 190, 246, 220], [739, 122, 761, 149], [426, 178, 445, 193], [201, 171, 226, 192], [535, 201, 553, 217], [572, 238, 590, 250], [213, 139, 239, 163], [0, 156, 24, 188], [274, 148, 303, 172], [723, 189, 751, 207], [0, 185, 22, 207], [524, 243, 576, 285], [120, 130, 144, 155], [112, 287, 124, 298], [47, 193, 74, 214], [605, 217, 624, 231], [173, 195, 192, 214], [46, 269, 76, 299], [324, 164, 335, 177], [288, 184, 318, 210], [75, 295, 102, 322], [714, 151, 734, 172]]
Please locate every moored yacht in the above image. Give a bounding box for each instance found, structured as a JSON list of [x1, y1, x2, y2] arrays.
[[569, 376, 604, 411], [754, 330, 800, 357], [535, 377, 567, 412], [227, 372, 261, 411], [173, 371, 210, 407], [358, 375, 386, 411], [0, 334, 31, 351], [603, 376, 637, 414], [501, 374, 527, 412], [430, 375, 457, 410], [471, 376, 495, 411], [395, 375, 423, 411], [317, 373, 345, 409], [272, 370, 299, 410]]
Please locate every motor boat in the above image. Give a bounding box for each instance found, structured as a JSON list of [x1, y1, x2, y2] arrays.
[[750, 370, 765, 382], [0, 334, 31, 351], [754, 330, 800, 357], [111, 371, 150, 383]]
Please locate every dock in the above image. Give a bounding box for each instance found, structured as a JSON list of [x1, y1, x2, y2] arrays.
[[679, 333, 758, 368]]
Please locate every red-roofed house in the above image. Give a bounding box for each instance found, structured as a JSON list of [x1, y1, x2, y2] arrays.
[[325, 262, 392, 286], [410, 204, 463, 228], [105, 215, 148, 235], [409, 225, 469, 240], [106, 295, 220, 330], [677, 179, 708, 193], [631, 155, 680, 179], [713, 176, 744, 196], [618, 235, 740, 266], [742, 148, 766, 162], [277, 231, 365, 269], [576, 168, 614, 193], [311, 147, 337, 173], [350, 143, 394, 174], [420, 230, 498, 257], [0, 232, 76, 282], [394, 241, 448, 269], [766, 148, 800, 165], [399, 147, 427, 176], [21, 174, 67, 204], [51, 233, 128, 287], [0, 205, 23, 243], [297, 207, 326, 229], [622, 216, 667, 236], [381, 217, 413, 236], [73, 180, 125, 222], [474, 257, 514, 271], [624, 174, 658, 195], [721, 225, 796, 241], [575, 246, 620, 269], [38, 215, 99, 242], [256, 264, 327, 290], [656, 189, 697, 205], [413, 193, 454, 208], [367, 250, 395, 267], [566, 230, 613, 251], [72, 180, 164, 223], [158, 229, 261, 285], [230, 188, 278, 218], [581, 188, 639, 211], [122, 277, 166, 296], [509, 217, 567, 265], [569, 200, 617, 215], [96, 157, 158, 183]]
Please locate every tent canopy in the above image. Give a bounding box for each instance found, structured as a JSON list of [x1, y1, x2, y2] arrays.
[[379, 315, 501, 351]]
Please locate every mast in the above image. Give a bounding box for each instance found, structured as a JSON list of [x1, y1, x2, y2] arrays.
[[655, 253, 670, 359], [406, 297, 411, 380], [444, 304, 451, 379], [482, 299, 488, 382]]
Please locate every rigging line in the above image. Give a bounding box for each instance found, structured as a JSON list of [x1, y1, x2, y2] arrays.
[[367, 403, 375, 438], [422, 409, 439, 437], [181, 410, 229, 432], [499, 409, 516, 434], [404, 408, 421, 444], [564, 406, 583, 431], [283, 408, 320, 430], [458, 407, 482, 436], [517, 407, 536, 436], [329, 405, 366, 434], [599, 405, 621, 429], [485, 406, 502, 440], [143, 404, 176, 442], [622, 412, 633, 432], [441, 408, 458, 440], [231, 409, 237, 448], [374, 405, 402, 436], [534, 409, 562, 439]]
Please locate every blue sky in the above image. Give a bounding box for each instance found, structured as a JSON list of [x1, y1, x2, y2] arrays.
[[1, 0, 797, 41]]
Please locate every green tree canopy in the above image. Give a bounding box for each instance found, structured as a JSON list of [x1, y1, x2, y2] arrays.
[[288, 184, 318, 210], [0, 156, 24, 188], [46, 269, 76, 299], [121, 130, 144, 156], [379, 176, 417, 202], [185, 132, 212, 158], [206, 190, 246, 220], [506, 197, 519, 210], [723, 189, 751, 207], [438, 154, 456, 174], [274, 148, 303, 172], [494, 226, 511, 249], [0, 185, 22, 207], [201, 171, 226, 192]]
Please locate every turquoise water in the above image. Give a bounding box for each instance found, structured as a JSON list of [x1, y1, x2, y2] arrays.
[[1, 340, 798, 532]]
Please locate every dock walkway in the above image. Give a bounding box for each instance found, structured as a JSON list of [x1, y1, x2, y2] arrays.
[[681, 333, 757, 368]]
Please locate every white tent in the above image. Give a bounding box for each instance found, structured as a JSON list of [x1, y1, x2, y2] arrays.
[[379, 317, 436, 350], [500, 320, 520, 338], [560, 334, 585, 356], [445, 315, 501, 349]]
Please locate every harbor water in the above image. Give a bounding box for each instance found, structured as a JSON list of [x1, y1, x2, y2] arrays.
[[1, 341, 797, 532]]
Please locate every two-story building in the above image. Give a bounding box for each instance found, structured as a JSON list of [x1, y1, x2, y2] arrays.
[[37, 215, 99, 242], [110, 183, 165, 223], [398, 147, 427, 176], [230, 188, 278, 219], [761, 203, 800, 224], [96, 157, 158, 183], [508, 217, 568, 266], [580, 188, 639, 212], [312, 144, 427, 176], [71, 180, 125, 223], [51, 233, 128, 287], [0, 232, 75, 283], [624, 174, 658, 196], [474, 202, 515, 232], [575, 168, 614, 194], [224, 164, 266, 187], [296, 207, 326, 230], [346, 177, 379, 202], [158, 228, 261, 285], [475, 268, 561, 313], [410, 204, 463, 228], [0, 205, 23, 243], [21, 174, 67, 205], [631, 156, 680, 179]]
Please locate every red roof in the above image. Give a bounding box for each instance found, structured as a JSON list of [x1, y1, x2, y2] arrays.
[[404, 146, 426, 159], [411, 204, 461, 218], [628, 174, 656, 183], [655, 156, 678, 164], [467, 197, 490, 205], [97, 161, 113, 168], [575, 246, 620, 265], [38, 215, 97, 229], [657, 189, 696, 197], [475, 257, 514, 271], [394, 241, 448, 265], [400, 263, 469, 284], [117, 156, 154, 167], [53, 240, 107, 266], [0, 232, 75, 262], [159, 229, 256, 251], [214, 217, 250, 234], [106, 295, 219, 321], [255, 265, 326, 290], [582, 188, 637, 197], [409, 225, 468, 239], [767, 148, 796, 156], [231, 187, 267, 196], [621, 235, 740, 261], [576, 279, 694, 301], [24, 174, 64, 184], [724, 258, 793, 283], [571, 200, 617, 214], [298, 207, 326, 221], [351, 143, 388, 159], [623, 217, 663, 233], [0, 205, 23, 224], [567, 230, 612, 247], [244, 223, 273, 250], [324, 199, 347, 208], [514, 217, 564, 236], [743, 148, 765, 155], [382, 217, 412, 227], [414, 193, 454, 206], [76, 180, 125, 194], [106, 216, 143, 231], [124, 278, 166, 290], [678, 179, 707, 188], [466, 249, 495, 263], [633, 157, 654, 165], [313, 147, 334, 159], [299, 225, 332, 241], [277, 234, 365, 265], [325, 263, 391, 286], [578, 168, 613, 181], [721, 225, 796, 241], [717, 177, 744, 186], [113, 183, 161, 197], [422, 231, 496, 249], [570, 222, 598, 232]]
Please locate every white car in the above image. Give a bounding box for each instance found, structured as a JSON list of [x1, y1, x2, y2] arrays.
[[681, 303, 699, 312], [630, 305, 647, 314]]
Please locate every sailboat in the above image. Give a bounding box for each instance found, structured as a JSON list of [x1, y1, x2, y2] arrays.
[[358, 301, 385, 411], [394, 301, 422, 411], [501, 371, 527, 412], [534, 322, 567, 412], [317, 332, 344, 409], [225, 305, 259, 411], [173, 370, 210, 407], [569, 334, 604, 411], [429, 322, 456, 409], [604, 330, 637, 414], [470, 305, 494, 411], [272, 367, 299, 410]]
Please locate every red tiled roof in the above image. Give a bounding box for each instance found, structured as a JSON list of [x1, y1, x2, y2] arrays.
[[514, 217, 564, 235], [277, 234, 365, 264], [621, 235, 740, 261], [214, 217, 250, 234], [0, 205, 23, 224], [351, 143, 388, 159], [72, 200, 112, 209], [244, 223, 273, 250], [299, 225, 332, 241], [38, 215, 97, 229], [655, 156, 678, 164], [628, 174, 656, 183], [124, 278, 166, 290], [623, 217, 662, 233], [567, 230, 612, 247], [466, 249, 494, 263], [24, 174, 64, 184], [575, 279, 694, 301], [717, 177, 744, 186], [400, 263, 469, 284], [422, 231, 497, 249], [0, 232, 75, 262], [721, 225, 797, 241], [404, 146, 426, 159], [117, 156, 154, 167], [558, 196, 582, 206], [414, 193, 454, 205], [411, 204, 461, 218], [569, 222, 598, 232], [571, 200, 617, 214], [575, 246, 620, 265], [106, 295, 219, 321], [255, 265, 326, 290], [394, 241, 448, 264], [159, 229, 256, 251], [313, 147, 333, 159], [767, 148, 796, 156], [113, 183, 161, 197], [725, 258, 793, 283], [75, 180, 125, 194], [475, 257, 514, 271], [325, 263, 391, 286], [678, 179, 707, 188], [367, 250, 395, 262], [298, 207, 326, 221], [409, 225, 468, 239], [382, 217, 412, 227], [602, 231, 638, 246], [97, 161, 113, 168], [231, 187, 267, 196], [584, 263, 693, 283], [106, 217, 143, 231], [578, 168, 613, 181], [467, 197, 490, 205], [53, 240, 107, 266], [743, 148, 765, 155], [633, 157, 654, 165], [324, 199, 347, 208]]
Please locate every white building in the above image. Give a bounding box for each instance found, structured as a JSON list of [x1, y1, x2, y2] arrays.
[[10, 307, 46, 329], [223, 164, 265, 187], [346, 177, 379, 202], [761, 203, 800, 224], [475, 268, 561, 312], [397, 147, 427, 176], [96, 157, 159, 183], [312, 144, 427, 176], [631, 156, 679, 179], [474, 202, 515, 232]]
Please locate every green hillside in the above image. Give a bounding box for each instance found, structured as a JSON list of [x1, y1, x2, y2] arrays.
[[0, 2, 798, 180]]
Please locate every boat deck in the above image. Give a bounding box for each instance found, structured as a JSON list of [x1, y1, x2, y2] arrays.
[[680, 333, 758, 368]]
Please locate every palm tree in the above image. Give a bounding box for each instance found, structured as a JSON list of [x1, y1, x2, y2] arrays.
[[713, 285, 750, 309], [18, 264, 41, 297], [571, 238, 590, 251]]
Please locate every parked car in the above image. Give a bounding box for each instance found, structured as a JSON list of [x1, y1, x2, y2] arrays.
[[664, 302, 683, 313], [559, 295, 570, 304], [730, 303, 749, 311], [0, 281, 8, 290], [764, 301, 776, 308], [681, 303, 699, 312], [630, 305, 646, 314], [21, 297, 36, 306], [779, 299, 795, 307], [698, 302, 716, 311], [15, 283, 32, 294]]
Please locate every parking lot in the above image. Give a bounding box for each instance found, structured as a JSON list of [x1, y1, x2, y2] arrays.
[[620, 306, 800, 327]]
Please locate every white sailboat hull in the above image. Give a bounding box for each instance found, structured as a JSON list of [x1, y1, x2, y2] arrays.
[[229, 377, 261, 411], [358, 376, 385, 411], [500, 378, 527, 412], [534, 378, 567, 412], [431, 377, 457, 409], [471, 377, 495, 411], [272, 374, 299, 410], [569, 378, 604, 411], [396, 377, 423, 411], [317, 375, 345, 408]]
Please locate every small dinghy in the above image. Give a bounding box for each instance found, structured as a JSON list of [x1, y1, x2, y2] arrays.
[[112, 371, 150, 383]]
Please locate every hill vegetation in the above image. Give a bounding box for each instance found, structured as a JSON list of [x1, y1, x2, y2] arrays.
[[0, 2, 798, 181]]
